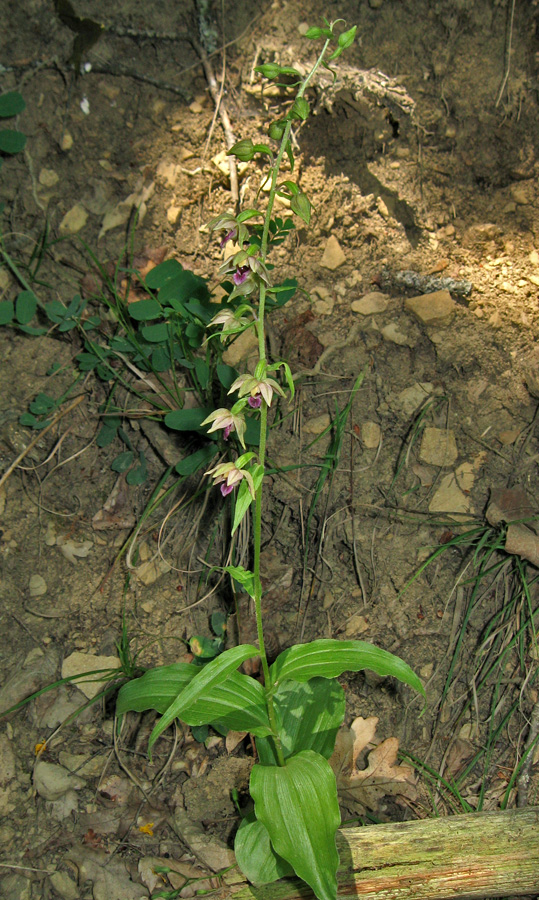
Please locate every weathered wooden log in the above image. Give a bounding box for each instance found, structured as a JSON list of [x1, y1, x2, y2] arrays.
[[226, 807, 539, 900]]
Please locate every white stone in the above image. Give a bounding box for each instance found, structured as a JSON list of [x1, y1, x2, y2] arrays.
[[381, 322, 411, 346], [39, 168, 59, 188], [405, 290, 456, 325], [33, 760, 85, 801], [360, 421, 381, 448], [29, 574, 47, 597], [351, 291, 389, 315], [59, 204, 88, 235], [320, 235, 346, 270], [61, 651, 121, 700], [429, 472, 471, 515], [303, 413, 331, 435], [396, 383, 434, 417], [419, 427, 458, 467]]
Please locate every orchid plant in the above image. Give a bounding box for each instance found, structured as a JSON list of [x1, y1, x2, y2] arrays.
[[117, 20, 424, 900]]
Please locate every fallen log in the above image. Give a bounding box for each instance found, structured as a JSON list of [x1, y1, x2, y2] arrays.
[[226, 806, 539, 900]]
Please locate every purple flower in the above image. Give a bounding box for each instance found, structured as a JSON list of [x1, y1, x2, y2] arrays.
[[220, 228, 237, 248], [220, 482, 235, 496], [233, 265, 251, 286], [223, 424, 233, 440], [248, 395, 263, 409]]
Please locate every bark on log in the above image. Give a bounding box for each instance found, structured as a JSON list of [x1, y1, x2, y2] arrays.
[[226, 807, 539, 900]]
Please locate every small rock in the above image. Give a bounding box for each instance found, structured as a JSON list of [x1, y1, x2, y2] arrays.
[[61, 651, 121, 700], [529, 250, 539, 266], [511, 185, 529, 205], [320, 235, 346, 270], [0, 734, 16, 786], [303, 413, 331, 435], [405, 290, 456, 325], [39, 168, 59, 187], [28, 573, 47, 597], [166, 205, 181, 225], [528, 274, 539, 287], [381, 322, 411, 346], [428, 472, 471, 515], [360, 421, 381, 449], [345, 614, 369, 636], [351, 291, 388, 315], [0, 648, 59, 714], [156, 160, 180, 186], [313, 297, 334, 315], [33, 760, 85, 801], [455, 461, 476, 492], [396, 382, 434, 417], [59, 204, 88, 235], [60, 131, 73, 151], [222, 326, 259, 369], [419, 427, 458, 467], [135, 557, 172, 586], [189, 100, 204, 113], [49, 871, 80, 900]]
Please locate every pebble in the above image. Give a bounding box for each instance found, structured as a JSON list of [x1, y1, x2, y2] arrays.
[[345, 614, 369, 636], [428, 472, 471, 515], [510, 185, 529, 205], [529, 250, 539, 266], [28, 573, 47, 597], [0, 734, 16, 786], [59, 203, 88, 235], [320, 235, 346, 270], [60, 131, 73, 151], [49, 871, 80, 900], [38, 168, 59, 187], [303, 413, 331, 435], [396, 382, 435, 417], [61, 651, 121, 700], [405, 290, 456, 325], [381, 322, 412, 346], [351, 291, 389, 315], [419, 427, 458, 467], [33, 760, 85, 801], [360, 421, 381, 449]]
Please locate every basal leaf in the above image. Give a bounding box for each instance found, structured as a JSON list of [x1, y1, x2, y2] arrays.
[[256, 677, 345, 765], [235, 813, 294, 885], [116, 663, 196, 716], [270, 639, 425, 697], [251, 750, 340, 900], [148, 644, 260, 754]]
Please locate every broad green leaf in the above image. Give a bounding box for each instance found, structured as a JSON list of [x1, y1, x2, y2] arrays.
[[235, 813, 294, 884], [270, 639, 425, 697], [211, 611, 227, 636], [165, 407, 214, 432], [290, 191, 311, 225], [194, 358, 210, 390], [0, 299, 14, 324], [0, 129, 26, 154], [251, 750, 340, 900], [257, 677, 345, 765], [254, 64, 302, 79], [116, 663, 196, 716], [111, 450, 134, 472], [223, 564, 255, 598], [159, 270, 209, 305], [141, 322, 169, 342], [117, 663, 271, 736], [15, 290, 37, 325], [126, 450, 147, 485], [0, 91, 25, 117], [144, 258, 183, 289], [190, 635, 219, 659], [303, 26, 333, 39], [19, 324, 46, 335], [244, 414, 260, 446], [175, 444, 218, 477], [29, 393, 55, 415], [128, 298, 162, 321], [148, 644, 260, 754], [96, 422, 119, 447], [216, 363, 238, 390], [236, 208, 263, 223]]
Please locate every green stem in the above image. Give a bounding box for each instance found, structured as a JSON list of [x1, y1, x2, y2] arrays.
[[250, 38, 332, 766]]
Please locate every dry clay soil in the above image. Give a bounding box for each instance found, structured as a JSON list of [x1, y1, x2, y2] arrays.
[[1, 1, 539, 899]]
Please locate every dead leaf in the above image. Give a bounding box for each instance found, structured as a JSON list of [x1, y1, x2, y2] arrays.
[[92, 474, 135, 530], [225, 731, 247, 754], [99, 177, 155, 239], [330, 718, 417, 813]]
